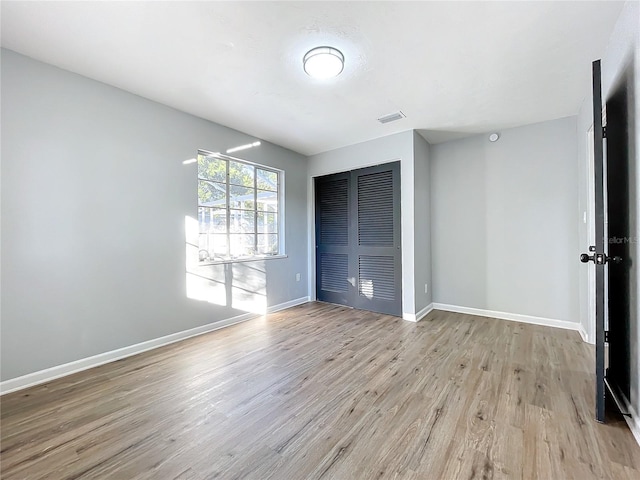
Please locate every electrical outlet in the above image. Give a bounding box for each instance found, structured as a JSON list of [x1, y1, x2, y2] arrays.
[[425, 283, 428, 294], [296, 273, 301, 282]]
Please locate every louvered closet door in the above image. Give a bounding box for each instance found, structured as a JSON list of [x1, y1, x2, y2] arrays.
[[315, 162, 401, 316], [315, 172, 353, 306], [351, 163, 402, 316]]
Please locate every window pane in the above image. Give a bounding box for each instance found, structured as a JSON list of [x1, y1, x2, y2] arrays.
[[229, 209, 255, 233], [257, 169, 278, 191], [199, 233, 227, 262], [258, 212, 277, 234], [257, 234, 278, 255], [198, 207, 227, 234], [198, 155, 226, 182], [198, 181, 226, 207], [230, 185, 255, 210], [229, 161, 255, 187], [196, 155, 280, 261], [257, 189, 278, 212], [229, 234, 255, 257]]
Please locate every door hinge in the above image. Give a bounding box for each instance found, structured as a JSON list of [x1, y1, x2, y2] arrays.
[[602, 126, 607, 139], [604, 330, 609, 343]]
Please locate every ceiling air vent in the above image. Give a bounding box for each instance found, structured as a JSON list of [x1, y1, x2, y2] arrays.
[[377, 111, 406, 124]]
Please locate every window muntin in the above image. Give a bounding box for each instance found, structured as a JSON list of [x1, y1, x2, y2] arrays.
[[197, 151, 281, 263]]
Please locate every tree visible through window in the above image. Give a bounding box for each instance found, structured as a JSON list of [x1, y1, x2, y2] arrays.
[[197, 151, 281, 262]]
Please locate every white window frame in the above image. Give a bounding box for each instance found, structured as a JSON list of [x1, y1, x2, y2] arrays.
[[197, 149, 285, 265]]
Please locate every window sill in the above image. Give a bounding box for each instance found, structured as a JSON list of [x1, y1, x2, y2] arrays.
[[198, 254, 288, 266]]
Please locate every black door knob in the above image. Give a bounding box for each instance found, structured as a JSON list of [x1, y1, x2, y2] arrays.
[[580, 253, 594, 263]]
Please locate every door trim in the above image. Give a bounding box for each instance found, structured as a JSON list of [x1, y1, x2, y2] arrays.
[[586, 125, 596, 344]]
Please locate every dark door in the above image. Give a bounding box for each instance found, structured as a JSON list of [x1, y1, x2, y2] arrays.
[[315, 162, 402, 316], [581, 59, 607, 422], [604, 60, 634, 409], [581, 59, 636, 422], [315, 172, 351, 307]]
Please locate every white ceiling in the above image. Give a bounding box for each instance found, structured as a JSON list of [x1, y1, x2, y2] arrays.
[[0, 1, 624, 155]]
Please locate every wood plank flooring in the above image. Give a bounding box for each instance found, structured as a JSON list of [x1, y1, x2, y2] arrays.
[[1, 302, 639, 479]]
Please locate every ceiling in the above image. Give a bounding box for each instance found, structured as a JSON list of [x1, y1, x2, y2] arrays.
[[0, 1, 624, 156]]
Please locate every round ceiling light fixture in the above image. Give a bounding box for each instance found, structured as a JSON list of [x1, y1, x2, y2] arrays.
[[489, 133, 500, 142], [303, 46, 344, 79]]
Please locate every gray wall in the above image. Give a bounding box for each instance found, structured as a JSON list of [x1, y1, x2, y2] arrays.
[[1, 50, 309, 381], [430, 116, 580, 323], [576, 0, 640, 430], [413, 132, 432, 311], [307, 131, 418, 318]]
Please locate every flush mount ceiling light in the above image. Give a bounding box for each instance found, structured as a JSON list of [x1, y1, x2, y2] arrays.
[[489, 133, 500, 142], [303, 46, 344, 79]]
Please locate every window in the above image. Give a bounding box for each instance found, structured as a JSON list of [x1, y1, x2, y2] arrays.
[[197, 150, 282, 263]]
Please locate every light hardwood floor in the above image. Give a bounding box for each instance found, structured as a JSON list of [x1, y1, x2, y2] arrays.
[[1, 302, 639, 479]]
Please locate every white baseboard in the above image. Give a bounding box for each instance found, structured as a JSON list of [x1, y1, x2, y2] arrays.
[[0, 296, 310, 396], [403, 303, 434, 322], [623, 400, 640, 448], [578, 324, 589, 343], [432, 303, 582, 333], [267, 296, 310, 313]]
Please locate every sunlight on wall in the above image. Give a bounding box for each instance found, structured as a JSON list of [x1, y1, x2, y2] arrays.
[[184, 215, 267, 313], [230, 262, 267, 313], [185, 271, 228, 307]]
